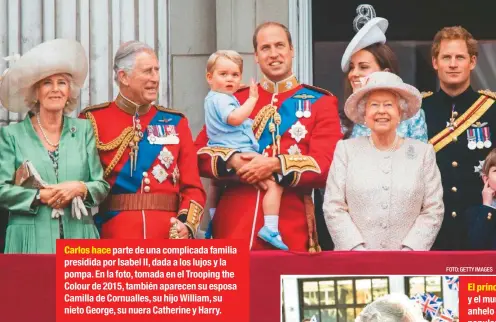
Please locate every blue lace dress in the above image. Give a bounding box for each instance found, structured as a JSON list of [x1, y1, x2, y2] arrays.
[[349, 109, 428, 142]]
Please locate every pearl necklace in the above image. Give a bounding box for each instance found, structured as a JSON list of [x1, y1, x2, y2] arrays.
[[36, 113, 62, 148], [369, 135, 399, 152]]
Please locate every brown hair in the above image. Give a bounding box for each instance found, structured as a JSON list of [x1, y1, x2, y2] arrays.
[[431, 26, 478, 59], [341, 43, 399, 138], [482, 148, 496, 176], [206, 50, 243, 74], [252, 22, 293, 51]]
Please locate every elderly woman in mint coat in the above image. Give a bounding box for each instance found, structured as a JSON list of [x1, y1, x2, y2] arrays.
[[0, 39, 110, 254]]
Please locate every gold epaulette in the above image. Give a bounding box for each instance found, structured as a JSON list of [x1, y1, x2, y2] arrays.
[[81, 102, 111, 114], [156, 105, 185, 117], [479, 89, 496, 100], [302, 84, 334, 96], [421, 91, 433, 99]]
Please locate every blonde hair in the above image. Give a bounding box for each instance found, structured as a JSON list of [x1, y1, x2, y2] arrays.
[[483, 149, 496, 176], [431, 26, 478, 59], [25, 73, 80, 114], [206, 50, 243, 74]]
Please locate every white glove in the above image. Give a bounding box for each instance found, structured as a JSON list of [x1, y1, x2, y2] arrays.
[[51, 208, 64, 218], [71, 196, 89, 220]]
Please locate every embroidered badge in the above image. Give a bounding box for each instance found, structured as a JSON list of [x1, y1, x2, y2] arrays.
[[289, 121, 308, 143], [288, 144, 302, 155], [152, 164, 168, 183], [293, 94, 315, 100], [159, 147, 174, 169], [285, 81, 293, 90], [262, 81, 269, 90], [158, 116, 172, 123], [172, 165, 180, 186]]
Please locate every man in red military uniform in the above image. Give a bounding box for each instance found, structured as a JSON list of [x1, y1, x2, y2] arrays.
[[81, 41, 205, 239], [195, 22, 342, 251]]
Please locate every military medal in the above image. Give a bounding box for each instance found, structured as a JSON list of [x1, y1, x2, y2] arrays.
[[483, 126, 492, 148], [147, 124, 162, 144], [289, 121, 308, 143], [158, 147, 174, 168], [152, 164, 168, 183], [446, 104, 456, 131], [163, 125, 180, 144], [296, 101, 304, 118], [166, 125, 177, 136], [172, 165, 180, 186], [303, 100, 311, 118], [467, 129, 477, 150], [147, 125, 156, 143], [476, 127, 484, 149], [147, 124, 180, 145]]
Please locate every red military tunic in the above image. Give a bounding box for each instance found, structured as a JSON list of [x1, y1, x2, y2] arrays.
[[195, 75, 342, 251], [81, 94, 205, 238]]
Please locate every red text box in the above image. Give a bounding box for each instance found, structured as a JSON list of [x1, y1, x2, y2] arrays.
[[460, 276, 496, 322], [56, 239, 249, 322]]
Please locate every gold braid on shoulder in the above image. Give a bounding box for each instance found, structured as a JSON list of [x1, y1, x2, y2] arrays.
[[479, 89, 496, 100], [252, 104, 276, 140], [86, 111, 135, 177]]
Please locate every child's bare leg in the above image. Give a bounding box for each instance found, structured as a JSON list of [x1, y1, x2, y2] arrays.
[[206, 179, 222, 220], [257, 178, 288, 250], [204, 179, 223, 238], [262, 178, 284, 230]]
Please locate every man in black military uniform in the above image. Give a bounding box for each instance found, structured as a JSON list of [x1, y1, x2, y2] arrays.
[[422, 26, 496, 250]]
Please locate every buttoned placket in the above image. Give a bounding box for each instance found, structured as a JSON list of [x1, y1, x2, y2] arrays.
[[378, 152, 393, 249]]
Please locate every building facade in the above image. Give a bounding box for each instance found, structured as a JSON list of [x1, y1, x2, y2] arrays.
[[0, 0, 312, 137]]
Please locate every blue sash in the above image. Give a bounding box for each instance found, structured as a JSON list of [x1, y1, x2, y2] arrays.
[[97, 111, 182, 225], [111, 111, 181, 194], [257, 87, 323, 153]]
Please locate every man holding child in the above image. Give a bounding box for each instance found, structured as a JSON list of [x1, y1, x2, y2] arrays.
[[195, 22, 342, 252]]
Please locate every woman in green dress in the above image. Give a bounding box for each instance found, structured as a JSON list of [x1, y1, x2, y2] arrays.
[[0, 39, 110, 253]]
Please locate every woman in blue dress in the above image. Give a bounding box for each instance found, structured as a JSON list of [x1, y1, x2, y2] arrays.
[[340, 7, 428, 141]]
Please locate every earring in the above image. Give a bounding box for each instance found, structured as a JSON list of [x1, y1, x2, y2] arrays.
[[65, 101, 69, 106], [33, 99, 38, 104]]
